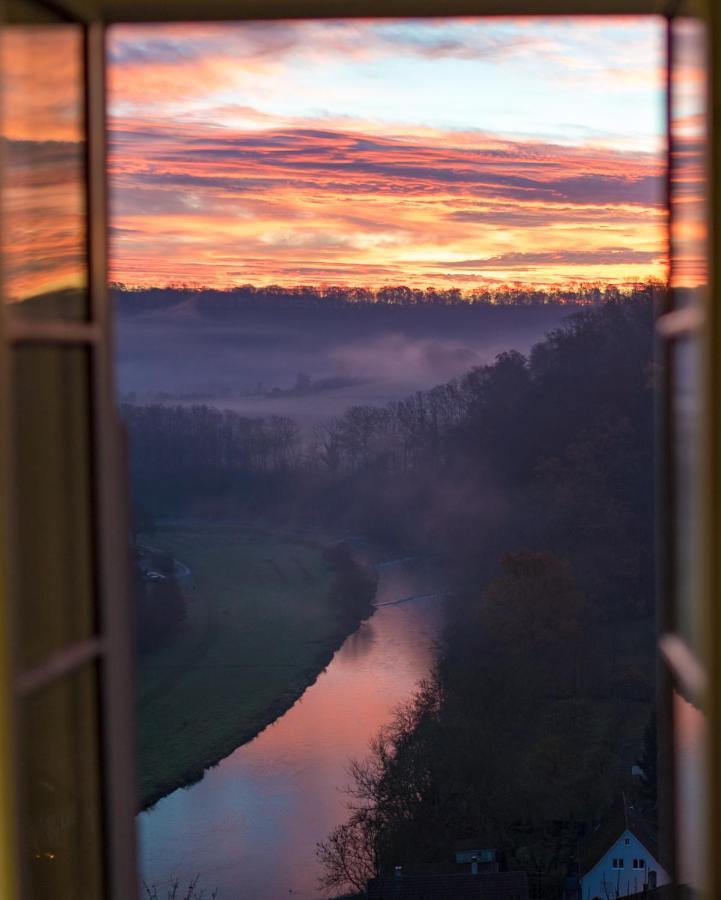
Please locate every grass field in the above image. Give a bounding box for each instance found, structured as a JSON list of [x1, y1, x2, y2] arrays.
[[137, 525, 365, 809]]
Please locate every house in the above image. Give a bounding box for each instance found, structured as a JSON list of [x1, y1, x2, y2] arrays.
[[366, 869, 528, 900], [579, 795, 671, 899], [453, 838, 501, 873]]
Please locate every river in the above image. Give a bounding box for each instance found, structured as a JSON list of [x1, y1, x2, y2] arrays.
[[138, 556, 446, 898]]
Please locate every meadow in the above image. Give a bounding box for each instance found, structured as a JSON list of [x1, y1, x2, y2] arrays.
[[137, 524, 368, 809]]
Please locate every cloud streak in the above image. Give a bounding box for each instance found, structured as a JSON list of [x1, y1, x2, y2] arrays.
[[104, 18, 673, 290], [109, 116, 666, 288]]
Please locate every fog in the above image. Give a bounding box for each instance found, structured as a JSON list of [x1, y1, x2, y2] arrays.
[[115, 296, 574, 430]]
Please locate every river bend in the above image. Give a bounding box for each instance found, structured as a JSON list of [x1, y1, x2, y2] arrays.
[[139, 556, 446, 899]]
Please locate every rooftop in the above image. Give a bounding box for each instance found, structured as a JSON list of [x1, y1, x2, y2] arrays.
[[366, 870, 529, 900], [579, 793, 660, 876]]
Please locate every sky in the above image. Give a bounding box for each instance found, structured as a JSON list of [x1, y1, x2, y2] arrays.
[[2, 17, 706, 302], [106, 17, 671, 291]]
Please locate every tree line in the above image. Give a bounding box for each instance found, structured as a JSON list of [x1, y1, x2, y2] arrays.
[[124, 286, 657, 622], [113, 280, 661, 317]]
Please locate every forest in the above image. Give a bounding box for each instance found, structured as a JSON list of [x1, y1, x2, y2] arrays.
[[122, 284, 659, 896], [113, 281, 625, 315], [124, 286, 656, 621]]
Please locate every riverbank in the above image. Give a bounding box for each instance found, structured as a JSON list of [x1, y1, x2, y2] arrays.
[[138, 524, 376, 810]]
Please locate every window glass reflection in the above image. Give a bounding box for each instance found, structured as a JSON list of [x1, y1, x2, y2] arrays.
[[20, 664, 104, 899], [12, 345, 96, 669], [667, 17, 709, 900], [670, 18, 707, 304], [0, 23, 87, 318], [670, 337, 702, 653], [673, 689, 707, 892]]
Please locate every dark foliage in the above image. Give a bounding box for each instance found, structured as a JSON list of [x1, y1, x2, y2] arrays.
[[315, 292, 658, 897], [142, 876, 217, 899], [113, 281, 629, 316], [636, 708, 658, 817], [324, 542, 378, 627]]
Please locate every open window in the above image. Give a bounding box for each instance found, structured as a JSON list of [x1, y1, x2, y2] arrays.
[[0, 1, 717, 898], [0, 2, 137, 898]]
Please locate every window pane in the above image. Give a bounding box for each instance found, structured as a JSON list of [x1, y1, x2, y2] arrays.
[[673, 689, 707, 892], [668, 18, 708, 898], [0, 19, 87, 318], [12, 346, 96, 669], [20, 664, 104, 899], [670, 337, 702, 652], [670, 18, 708, 306]]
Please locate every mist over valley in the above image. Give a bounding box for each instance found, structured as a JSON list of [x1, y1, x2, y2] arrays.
[[115, 289, 578, 429]]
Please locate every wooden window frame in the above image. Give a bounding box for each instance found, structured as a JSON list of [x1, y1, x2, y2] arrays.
[[0, 0, 718, 897], [0, 8, 137, 899]]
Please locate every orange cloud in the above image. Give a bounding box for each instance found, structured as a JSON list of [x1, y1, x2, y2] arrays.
[[109, 116, 667, 290], [104, 19, 677, 292]]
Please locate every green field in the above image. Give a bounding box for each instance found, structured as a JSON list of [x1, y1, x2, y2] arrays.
[[137, 525, 362, 809]]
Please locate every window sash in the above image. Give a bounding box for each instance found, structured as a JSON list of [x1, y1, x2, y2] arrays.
[[0, 2, 717, 900]]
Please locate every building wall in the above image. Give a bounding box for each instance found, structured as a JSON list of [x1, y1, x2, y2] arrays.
[[581, 830, 671, 899]]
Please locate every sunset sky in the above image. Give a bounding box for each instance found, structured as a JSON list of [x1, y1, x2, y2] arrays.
[[105, 18, 672, 291]]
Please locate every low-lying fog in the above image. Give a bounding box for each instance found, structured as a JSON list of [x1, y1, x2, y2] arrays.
[[115, 296, 576, 430]]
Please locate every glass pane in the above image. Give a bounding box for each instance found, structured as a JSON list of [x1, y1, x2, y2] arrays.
[[673, 689, 707, 893], [670, 18, 708, 307], [20, 664, 104, 899], [12, 346, 96, 669], [668, 18, 708, 898], [670, 337, 702, 652], [0, 19, 87, 318]]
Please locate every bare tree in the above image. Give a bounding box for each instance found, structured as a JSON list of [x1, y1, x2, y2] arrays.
[[142, 876, 218, 900], [317, 817, 378, 896]]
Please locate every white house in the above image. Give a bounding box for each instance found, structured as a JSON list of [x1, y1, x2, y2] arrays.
[[579, 795, 671, 900]]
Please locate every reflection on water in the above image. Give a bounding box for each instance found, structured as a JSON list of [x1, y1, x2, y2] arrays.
[[336, 619, 376, 664], [139, 560, 445, 899]]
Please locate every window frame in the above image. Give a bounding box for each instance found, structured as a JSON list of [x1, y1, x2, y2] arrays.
[[0, 4, 137, 898], [0, 0, 716, 898]]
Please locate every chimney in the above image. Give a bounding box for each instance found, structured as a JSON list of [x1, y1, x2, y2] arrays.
[[471, 855, 478, 875], [394, 865, 403, 880]]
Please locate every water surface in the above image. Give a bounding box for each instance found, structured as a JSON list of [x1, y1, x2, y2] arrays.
[[139, 559, 445, 898]]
